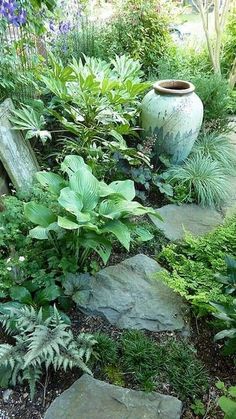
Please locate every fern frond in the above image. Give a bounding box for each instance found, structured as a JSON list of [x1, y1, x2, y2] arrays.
[[22, 366, 42, 400], [53, 341, 92, 375], [0, 306, 43, 334], [0, 343, 24, 370], [76, 333, 97, 363], [24, 323, 71, 367]]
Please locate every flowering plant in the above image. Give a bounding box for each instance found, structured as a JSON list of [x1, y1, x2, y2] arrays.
[[0, 0, 27, 26]]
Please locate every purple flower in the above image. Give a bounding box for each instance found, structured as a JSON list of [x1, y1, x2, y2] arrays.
[[17, 8, 26, 25], [8, 14, 19, 25], [59, 21, 71, 34], [49, 20, 55, 31], [0, 0, 26, 25], [4, 1, 16, 13]]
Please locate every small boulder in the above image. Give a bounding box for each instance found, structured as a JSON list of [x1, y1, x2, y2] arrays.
[[44, 374, 182, 419], [150, 204, 223, 241], [79, 254, 188, 333]]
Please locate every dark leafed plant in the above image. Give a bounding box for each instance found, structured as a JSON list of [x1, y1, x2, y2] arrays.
[[215, 256, 236, 295], [211, 299, 236, 355], [24, 155, 159, 269]]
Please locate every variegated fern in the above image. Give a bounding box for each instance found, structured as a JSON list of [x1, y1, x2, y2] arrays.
[[0, 305, 96, 399]]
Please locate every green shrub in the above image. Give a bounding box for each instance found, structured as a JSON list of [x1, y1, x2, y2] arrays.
[[156, 51, 230, 130], [121, 330, 160, 389], [222, 7, 236, 77], [193, 74, 230, 128], [216, 381, 236, 418], [158, 217, 236, 314], [96, 0, 173, 74], [0, 305, 96, 399], [0, 193, 79, 308]]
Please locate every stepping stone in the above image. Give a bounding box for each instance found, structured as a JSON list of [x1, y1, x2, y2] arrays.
[[79, 254, 188, 333], [44, 374, 182, 419], [150, 204, 223, 241]]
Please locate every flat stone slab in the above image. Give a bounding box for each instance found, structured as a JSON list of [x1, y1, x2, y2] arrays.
[[150, 204, 223, 241], [79, 254, 188, 332], [44, 374, 182, 419]]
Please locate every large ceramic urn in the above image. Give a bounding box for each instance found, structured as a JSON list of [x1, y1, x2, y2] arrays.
[[141, 80, 203, 165]]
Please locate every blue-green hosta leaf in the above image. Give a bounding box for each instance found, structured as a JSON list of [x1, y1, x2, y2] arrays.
[[36, 171, 67, 195], [58, 216, 80, 230], [10, 286, 33, 304], [29, 222, 61, 240], [214, 329, 236, 341], [83, 233, 111, 264], [108, 180, 135, 200], [24, 202, 56, 227], [29, 226, 49, 239], [61, 155, 90, 177], [99, 198, 156, 219], [58, 187, 83, 217], [102, 220, 131, 251], [69, 168, 99, 211], [99, 180, 135, 201], [134, 226, 154, 242]]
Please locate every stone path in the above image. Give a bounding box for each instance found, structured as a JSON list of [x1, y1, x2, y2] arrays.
[[44, 374, 182, 419], [150, 204, 223, 241], [79, 254, 188, 333]]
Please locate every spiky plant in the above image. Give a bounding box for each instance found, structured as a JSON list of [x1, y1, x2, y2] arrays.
[[0, 305, 96, 399], [192, 133, 236, 173], [166, 153, 231, 207]]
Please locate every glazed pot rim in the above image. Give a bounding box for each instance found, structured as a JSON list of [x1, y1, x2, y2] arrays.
[[153, 79, 195, 95]]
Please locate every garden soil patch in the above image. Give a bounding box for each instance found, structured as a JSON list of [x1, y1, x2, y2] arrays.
[[0, 310, 235, 418]]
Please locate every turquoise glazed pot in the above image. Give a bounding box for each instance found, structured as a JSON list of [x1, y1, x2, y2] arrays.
[[141, 80, 203, 164]]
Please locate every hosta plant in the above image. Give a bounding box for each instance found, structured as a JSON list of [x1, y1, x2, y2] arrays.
[[0, 305, 96, 399], [24, 155, 159, 269]]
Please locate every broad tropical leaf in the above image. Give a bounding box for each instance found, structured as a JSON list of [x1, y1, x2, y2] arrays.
[[36, 172, 67, 195], [58, 187, 83, 217], [102, 220, 131, 250], [69, 169, 99, 211], [58, 216, 80, 230], [24, 203, 56, 227], [83, 233, 111, 264], [61, 155, 90, 177]]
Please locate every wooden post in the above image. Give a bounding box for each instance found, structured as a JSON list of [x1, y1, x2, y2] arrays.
[[0, 98, 39, 191]]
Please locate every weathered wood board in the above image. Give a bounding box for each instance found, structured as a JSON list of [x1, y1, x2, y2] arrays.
[[0, 98, 39, 191]]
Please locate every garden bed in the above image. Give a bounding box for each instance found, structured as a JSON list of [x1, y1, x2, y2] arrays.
[[0, 310, 235, 419]]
